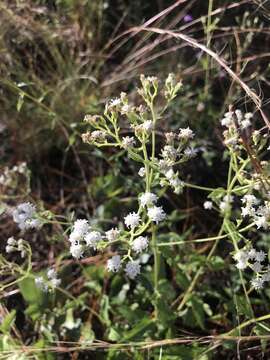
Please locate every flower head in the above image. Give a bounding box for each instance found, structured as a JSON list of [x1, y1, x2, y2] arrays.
[[139, 192, 158, 208], [73, 219, 89, 235], [147, 206, 166, 223], [122, 136, 135, 149], [70, 243, 84, 259], [203, 201, 213, 210], [178, 127, 194, 140], [251, 277, 264, 291], [107, 255, 121, 272], [85, 231, 102, 248], [124, 212, 141, 229], [138, 167, 146, 177], [125, 261, 141, 279], [132, 236, 149, 253], [12, 202, 41, 230], [105, 228, 120, 242]]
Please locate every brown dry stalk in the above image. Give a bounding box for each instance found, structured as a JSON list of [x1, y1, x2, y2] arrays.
[[121, 26, 270, 130], [3, 334, 270, 355]]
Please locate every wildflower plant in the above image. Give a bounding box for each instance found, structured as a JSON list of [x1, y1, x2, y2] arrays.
[[2, 74, 270, 357], [81, 74, 194, 316]]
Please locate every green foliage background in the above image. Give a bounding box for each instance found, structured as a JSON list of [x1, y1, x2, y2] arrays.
[[1, 0, 270, 359]]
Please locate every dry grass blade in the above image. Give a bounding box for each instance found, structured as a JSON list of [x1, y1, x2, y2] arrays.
[[123, 26, 270, 129]]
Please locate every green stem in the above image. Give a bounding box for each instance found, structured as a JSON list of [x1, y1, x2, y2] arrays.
[[152, 223, 160, 319]]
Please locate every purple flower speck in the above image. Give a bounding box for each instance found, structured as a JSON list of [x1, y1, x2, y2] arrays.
[[183, 14, 193, 23]]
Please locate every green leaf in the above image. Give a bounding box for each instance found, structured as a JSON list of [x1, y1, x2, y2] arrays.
[[123, 317, 153, 341], [62, 308, 81, 330], [100, 295, 111, 326], [19, 276, 45, 305], [189, 296, 206, 330], [0, 310, 16, 334]]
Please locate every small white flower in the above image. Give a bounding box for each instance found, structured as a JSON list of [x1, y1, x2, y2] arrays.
[[241, 195, 258, 206], [50, 278, 61, 288], [235, 109, 243, 121], [69, 230, 82, 244], [159, 159, 171, 173], [221, 111, 234, 128], [251, 262, 262, 273], [105, 228, 120, 242], [47, 269, 57, 279], [245, 112, 253, 119], [241, 206, 255, 218], [241, 119, 251, 129], [219, 201, 230, 213], [184, 147, 197, 158], [5, 245, 15, 253], [107, 255, 121, 272], [107, 98, 121, 110], [132, 236, 149, 253], [165, 168, 175, 180], [139, 192, 158, 208], [221, 117, 233, 127], [7, 237, 17, 246], [234, 250, 249, 269], [125, 261, 141, 279], [142, 120, 154, 132], [169, 178, 184, 194], [178, 127, 194, 140], [12, 202, 40, 230], [248, 248, 257, 260], [124, 212, 141, 229], [255, 250, 266, 263], [73, 219, 89, 236], [35, 277, 48, 292], [255, 216, 268, 230], [121, 104, 132, 114], [161, 145, 177, 161], [90, 130, 106, 142], [251, 277, 264, 290], [85, 231, 102, 248], [165, 132, 176, 143], [138, 167, 146, 177], [223, 195, 234, 203], [203, 201, 213, 210], [122, 136, 135, 149], [147, 206, 166, 224], [262, 272, 270, 282], [70, 243, 84, 259], [236, 260, 248, 270]]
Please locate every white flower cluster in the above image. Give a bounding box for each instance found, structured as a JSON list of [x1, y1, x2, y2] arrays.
[[221, 110, 252, 130], [203, 201, 213, 210], [124, 212, 140, 229], [158, 127, 195, 194], [219, 195, 234, 213], [106, 192, 165, 279], [125, 261, 141, 279], [69, 219, 103, 259], [234, 247, 269, 290], [241, 194, 270, 230], [0, 162, 28, 187], [221, 109, 253, 148], [5, 237, 26, 258], [35, 268, 61, 292], [122, 136, 135, 149], [82, 75, 186, 281], [132, 236, 149, 253], [12, 202, 41, 230]]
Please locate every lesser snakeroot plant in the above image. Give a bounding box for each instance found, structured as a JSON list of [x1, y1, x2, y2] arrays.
[[202, 107, 270, 293], [3, 74, 270, 325], [79, 74, 194, 307]]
